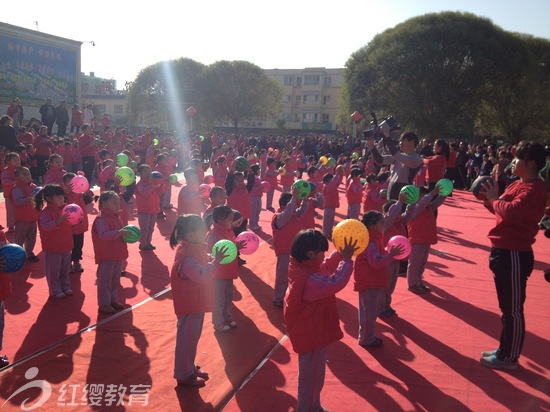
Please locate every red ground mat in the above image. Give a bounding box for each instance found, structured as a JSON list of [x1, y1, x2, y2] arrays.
[[0, 187, 549, 411]]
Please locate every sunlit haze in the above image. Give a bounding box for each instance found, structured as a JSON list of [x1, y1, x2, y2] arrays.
[[3, 0, 550, 88]]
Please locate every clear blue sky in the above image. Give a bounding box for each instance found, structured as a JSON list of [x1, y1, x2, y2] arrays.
[[3, 0, 550, 87]]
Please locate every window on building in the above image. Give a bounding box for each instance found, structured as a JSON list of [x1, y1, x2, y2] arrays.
[[304, 75, 320, 86], [303, 113, 319, 122], [303, 95, 320, 104], [96, 105, 106, 114], [323, 95, 331, 105], [324, 77, 332, 87], [294, 114, 300, 122], [295, 95, 300, 104], [284, 76, 293, 86], [114, 105, 123, 115], [295, 77, 302, 87], [322, 114, 329, 123], [286, 95, 292, 104]]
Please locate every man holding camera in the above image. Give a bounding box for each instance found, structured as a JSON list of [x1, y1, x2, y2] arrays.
[[366, 125, 422, 200]]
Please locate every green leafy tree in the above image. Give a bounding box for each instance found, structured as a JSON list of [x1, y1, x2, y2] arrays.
[[127, 58, 205, 130], [340, 12, 516, 138], [197, 60, 283, 133]]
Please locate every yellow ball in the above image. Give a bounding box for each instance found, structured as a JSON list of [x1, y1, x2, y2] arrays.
[[332, 219, 369, 256], [319, 156, 328, 165]]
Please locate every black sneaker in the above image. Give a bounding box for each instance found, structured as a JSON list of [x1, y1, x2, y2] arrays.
[[238, 257, 246, 266], [27, 254, 39, 262], [0, 355, 9, 368]]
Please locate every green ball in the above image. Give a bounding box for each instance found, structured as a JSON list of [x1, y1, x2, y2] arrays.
[[169, 174, 178, 184], [121, 225, 140, 243], [115, 166, 136, 186], [130, 160, 138, 169], [116, 153, 129, 167], [292, 179, 311, 199], [234, 156, 249, 172], [400, 185, 420, 204], [352, 152, 359, 160], [436, 178, 453, 196], [170, 149, 178, 157], [327, 157, 336, 166], [212, 239, 237, 265]]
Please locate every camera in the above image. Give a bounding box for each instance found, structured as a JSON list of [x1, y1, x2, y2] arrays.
[[362, 112, 400, 138]]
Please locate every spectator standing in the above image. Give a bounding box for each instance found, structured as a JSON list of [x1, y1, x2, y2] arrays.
[[39, 99, 56, 135]]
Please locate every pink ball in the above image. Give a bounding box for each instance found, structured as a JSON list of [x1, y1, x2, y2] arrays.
[[386, 235, 411, 260], [204, 175, 214, 184], [198, 184, 211, 198], [260, 181, 271, 193], [235, 230, 260, 255], [62, 203, 84, 225], [71, 173, 90, 194]]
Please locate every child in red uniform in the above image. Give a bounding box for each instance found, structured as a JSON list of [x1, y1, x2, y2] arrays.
[[264, 158, 279, 212], [284, 229, 358, 412], [170, 214, 228, 387], [405, 186, 445, 294], [205, 206, 245, 333], [280, 157, 295, 192], [155, 153, 173, 210], [135, 164, 165, 250], [91, 191, 130, 314], [271, 188, 308, 307], [213, 156, 228, 189], [11, 167, 39, 262], [0, 227, 11, 367], [362, 173, 385, 213], [62, 173, 90, 273], [1, 152, 21, 232], [43, 153, 66, 185], [346, 168, 363, 219], [203, 186, 227, 230], [354, 211, 403, 348], [248, 165, 264, 231], [226, 162, 253, 235], [177, 168, 206, 216], [321, 165, 345, 240], [36, 184, 74, 298]]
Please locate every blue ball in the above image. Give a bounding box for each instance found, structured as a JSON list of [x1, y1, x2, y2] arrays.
[[151, 171, 164, 179], [470, 176, 494, 200], [0, 244, 27, 273]]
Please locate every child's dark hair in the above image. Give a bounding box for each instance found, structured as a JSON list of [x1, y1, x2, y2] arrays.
[[366, 173, 378, 184], [250, 164, 260, 174], [515, 141, 546, 171], [307, 166, 317, 176], [62, 172, 76, 185], [383, 199, 397, 214], [350, 168, 362, 178], [322, 173, 333, 184], [14, 166, 30, 177], [35, 184, 65, 211], [209, 186, 225, 199], [4, 152, 20, 163], [267, 158, 276, 166], [216, 156, 227, 165], [212, 205, 233, 224], [279, 192, 293, 208], [183, 168, 198, 181], [98, 190, 119, 210], [99, 149, 110, 160], [156, 153, 166, 164], [137, 164, 150, 175], [362, 210, 383, 228], [169, 214, 205, 249], [290, 229, 329, 263]]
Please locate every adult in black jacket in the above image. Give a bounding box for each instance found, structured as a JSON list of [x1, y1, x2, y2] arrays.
[[39, 98, 56, 135], [0, 115, 19, 151]]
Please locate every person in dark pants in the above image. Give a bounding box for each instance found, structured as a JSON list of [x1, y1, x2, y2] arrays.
[[479, 141, 547, 370], [78, 124, 97, 186], [39, 98, 56, 135], [55, 101, 70, 137]]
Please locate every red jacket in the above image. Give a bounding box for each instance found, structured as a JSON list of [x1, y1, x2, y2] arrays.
[[1, 165, 16, 197], [78, 133, 96, 157], [38, 204, 74, 253], [271, 209, 303, 256], [171, 241, 214, 315], [91, 209, 128, 263], [362, 185, 384, 213], [353, 231, 389, 291], [280, 167, 294, 187], [423, 154, 446, 183], [407, 205, 438, 245], [43, 167, 66, 185], [346, 178, 363, 204], [206, 223, 238, 279], [227, 186, 251, 220], [11, 181, 39, 223], [135, 178, 164, 214], [284, 258, 344, 354], [177, 185, 205, 216], [487, 178, 547, 251], [322, 175, 342, 208]]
